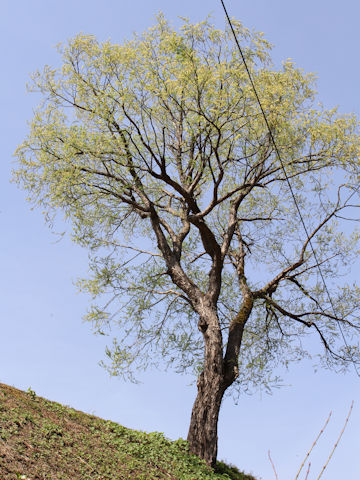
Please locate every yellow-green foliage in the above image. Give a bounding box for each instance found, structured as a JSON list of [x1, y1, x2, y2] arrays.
[[15, 15, 360, 223], [13, 15, 360, 388]]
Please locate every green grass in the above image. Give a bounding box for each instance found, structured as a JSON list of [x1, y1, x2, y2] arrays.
[[0, 383, 257, 480]]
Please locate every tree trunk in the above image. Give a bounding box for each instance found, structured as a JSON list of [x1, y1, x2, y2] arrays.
[[186, 298, 250, 468], [187, 368, 225, 467], [187, 309, 226, 468]]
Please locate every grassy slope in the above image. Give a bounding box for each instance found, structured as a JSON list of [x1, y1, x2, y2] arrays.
[[0, 383, 257, 480]]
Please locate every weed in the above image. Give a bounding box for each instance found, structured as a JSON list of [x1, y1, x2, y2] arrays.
[[26, 387, 36, 400], [0, 382, 255, 480]]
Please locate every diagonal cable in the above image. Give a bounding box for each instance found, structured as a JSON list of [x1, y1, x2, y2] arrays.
[[220, 0, 360, 376]]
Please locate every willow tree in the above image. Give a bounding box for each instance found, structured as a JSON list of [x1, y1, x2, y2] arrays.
[[14, 16, 360, 467]]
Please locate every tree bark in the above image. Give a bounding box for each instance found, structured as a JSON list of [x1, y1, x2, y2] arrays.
[[187, 309, 226, 468], [187, 296, 253, 467], [187, 367, 225, 467]]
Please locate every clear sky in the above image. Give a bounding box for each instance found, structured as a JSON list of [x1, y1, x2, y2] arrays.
[[1, 1, 360, 479]]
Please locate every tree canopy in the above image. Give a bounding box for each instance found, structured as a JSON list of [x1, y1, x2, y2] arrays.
[[14, 14, 360, 465]]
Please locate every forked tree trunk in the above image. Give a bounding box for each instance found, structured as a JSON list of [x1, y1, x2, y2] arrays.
[[186, 303, 247, 467], [186, 312, 229, 468]]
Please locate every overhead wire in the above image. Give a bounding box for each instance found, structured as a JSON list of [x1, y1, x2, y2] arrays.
[[219, 0, 360, 376]]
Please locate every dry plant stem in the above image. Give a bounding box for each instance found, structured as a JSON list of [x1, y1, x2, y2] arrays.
[[304, 462, 311, 480], [294, 411, 332, 480], [268, 450, 279, 480], [77, 455, 95, 473], [316, 401, 354, 480]]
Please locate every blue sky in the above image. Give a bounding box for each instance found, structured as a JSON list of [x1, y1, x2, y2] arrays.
[[1, 1, 360, 479]]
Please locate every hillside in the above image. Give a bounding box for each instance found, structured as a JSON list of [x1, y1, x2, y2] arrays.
[[0, 383, 257, 480]]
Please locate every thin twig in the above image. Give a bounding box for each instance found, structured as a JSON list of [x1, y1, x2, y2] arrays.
[[268, 450, 279, 480], [316, 401, 354, 480], [304, 462, 311, 480], [100, 240, 161, 257], [294, 411, 332, 480]]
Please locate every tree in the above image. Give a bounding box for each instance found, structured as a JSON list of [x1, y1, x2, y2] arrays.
[[14, 15, 360, 467]]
